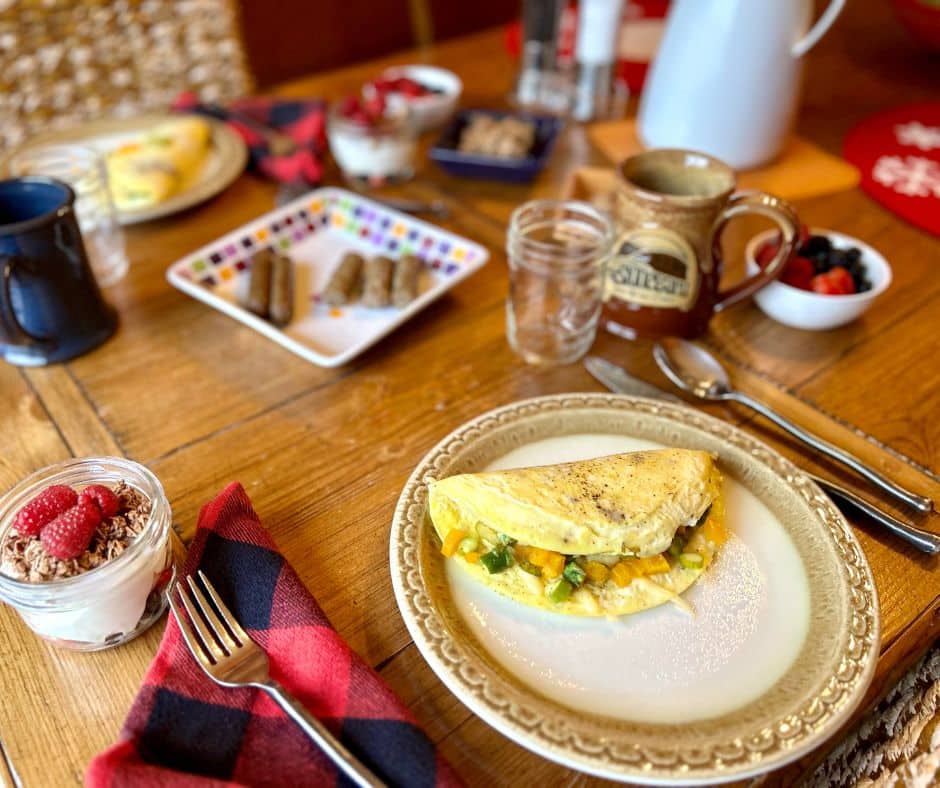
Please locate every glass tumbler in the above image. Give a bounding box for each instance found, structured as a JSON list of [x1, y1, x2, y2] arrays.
[[10, 145, 129, 287], [506, 200, 613, 365]]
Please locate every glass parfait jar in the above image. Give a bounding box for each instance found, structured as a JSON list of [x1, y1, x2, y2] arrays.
[[327, 103, 418, 187], [506, 199, 614, 365], [0, 457, 175, 651]]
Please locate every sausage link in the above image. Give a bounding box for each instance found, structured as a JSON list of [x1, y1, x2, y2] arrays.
[[322, 252, 363, 306], [392, 254, 421, 308]]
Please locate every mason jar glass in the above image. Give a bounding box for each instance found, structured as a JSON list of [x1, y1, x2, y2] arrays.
[[506, 199, 614, 365], [9, 145, 129, 287], [0, 457, 174, 651]]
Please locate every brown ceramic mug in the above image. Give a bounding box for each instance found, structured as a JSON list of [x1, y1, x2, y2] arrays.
[[602, 148, 799, 339]]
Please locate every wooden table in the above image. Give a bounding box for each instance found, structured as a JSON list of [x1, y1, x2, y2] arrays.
[[1, 3, 938, 785]]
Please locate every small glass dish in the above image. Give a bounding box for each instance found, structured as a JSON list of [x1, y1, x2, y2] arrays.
[[327, 104, 418, 187], [0, 457, 175, 651]]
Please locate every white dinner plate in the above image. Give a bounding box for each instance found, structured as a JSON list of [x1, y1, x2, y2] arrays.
[[3, 113, 248, 225], [390, 394, 879, 784], [166, 187, 488, 367]]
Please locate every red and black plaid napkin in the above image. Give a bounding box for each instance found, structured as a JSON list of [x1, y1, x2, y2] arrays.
[[174, 93, 327, 185], [86, 482, 460, 787]]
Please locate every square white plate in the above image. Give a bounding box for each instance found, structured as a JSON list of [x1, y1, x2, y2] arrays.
[[166, 187, 489, 366]]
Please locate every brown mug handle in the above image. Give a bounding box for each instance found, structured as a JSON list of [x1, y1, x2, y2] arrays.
[[709, 191, 800, 312], [0, 256, 46, 345]]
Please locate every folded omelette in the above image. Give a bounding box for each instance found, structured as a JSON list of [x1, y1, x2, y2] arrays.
[[428, 449, 727, 617], [106, 117, 212, 211]]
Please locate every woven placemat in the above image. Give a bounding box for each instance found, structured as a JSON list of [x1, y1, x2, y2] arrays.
[[810, 641, 939, 786]]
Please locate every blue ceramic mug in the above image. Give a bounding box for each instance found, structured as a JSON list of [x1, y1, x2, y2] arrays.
[[0, 177, 116, 366]]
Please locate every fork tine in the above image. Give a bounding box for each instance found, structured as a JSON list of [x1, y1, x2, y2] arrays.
[[186, 574, 238, 652], [168, 588, 215, 669], [177, 581, 226, 662], [197, 570, 250, 643]]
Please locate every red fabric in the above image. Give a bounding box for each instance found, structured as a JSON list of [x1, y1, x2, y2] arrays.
[[843, 102, 940, 237], [86, 482, 461, 788], [173, 93, 327, 186]]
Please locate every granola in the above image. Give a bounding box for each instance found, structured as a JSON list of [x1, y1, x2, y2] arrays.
[[1, 482, 151, 583]]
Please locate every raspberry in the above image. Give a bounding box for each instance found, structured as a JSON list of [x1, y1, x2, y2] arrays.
[[80, 485, 120, 518], [12, 484, 78, 536], [40, 499, 102, 560]]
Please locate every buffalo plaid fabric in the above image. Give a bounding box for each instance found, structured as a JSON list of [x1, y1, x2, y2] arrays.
[[86, 482, 460, 788], [174, 92, 327, 185]]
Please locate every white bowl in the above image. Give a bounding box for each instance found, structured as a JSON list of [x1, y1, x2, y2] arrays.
[[365, 65, 462, 133], [745, 228, 892, 331]]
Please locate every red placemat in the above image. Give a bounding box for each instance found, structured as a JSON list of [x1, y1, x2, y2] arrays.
[[843, 102, 940, 237]]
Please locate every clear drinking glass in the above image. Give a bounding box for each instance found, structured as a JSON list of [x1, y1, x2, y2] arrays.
[[9, 145, 129, 286], [506, 200, 613, 365]]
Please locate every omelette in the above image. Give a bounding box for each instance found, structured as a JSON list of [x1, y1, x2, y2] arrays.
[[428, 449, 728, 617], [106, 117, 212, 211]]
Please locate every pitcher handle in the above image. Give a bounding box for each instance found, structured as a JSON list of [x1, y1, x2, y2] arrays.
[[710, 191, 800, 313], [792, 0, 846, 57], [0, 256, 45, 346]]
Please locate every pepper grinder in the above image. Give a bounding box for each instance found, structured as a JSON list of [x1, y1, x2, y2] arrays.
[[512, 0, 569, 113], [572, 0, 626, 121]]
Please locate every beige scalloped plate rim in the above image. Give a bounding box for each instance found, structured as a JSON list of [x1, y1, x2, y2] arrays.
[[389, 394, 880, 785], [1, 113, 248, 225]]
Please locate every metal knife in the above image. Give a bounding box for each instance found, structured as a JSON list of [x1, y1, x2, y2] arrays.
[[584, 356, 940, 555]]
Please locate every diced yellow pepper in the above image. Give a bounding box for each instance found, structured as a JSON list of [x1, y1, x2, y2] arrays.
[[441, 529, 467, 557], [525, 547, 566, 578], [544, 553, 566, 578], [701, 510, 728, 546], [584, 561, 610, 585], [634, 554, 670, 576], [610, 560, 637, 588], [463, 551, 481, 564]]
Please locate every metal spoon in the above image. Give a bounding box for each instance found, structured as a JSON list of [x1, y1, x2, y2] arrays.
[[586, 355, 940, 553], [653, 338, 934, 514]]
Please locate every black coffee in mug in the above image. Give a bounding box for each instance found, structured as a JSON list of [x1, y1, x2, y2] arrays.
[[0, 177, 116, 365]]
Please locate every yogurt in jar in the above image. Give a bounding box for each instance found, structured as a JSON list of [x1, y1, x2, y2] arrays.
[[328, 103, 417, 183]]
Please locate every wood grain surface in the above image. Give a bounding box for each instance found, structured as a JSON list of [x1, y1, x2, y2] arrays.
[[1, 2, 938, 785]]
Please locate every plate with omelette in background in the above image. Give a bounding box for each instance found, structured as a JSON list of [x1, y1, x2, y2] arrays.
[[5, 113, 248, 225], [389, 394, 880, 785]]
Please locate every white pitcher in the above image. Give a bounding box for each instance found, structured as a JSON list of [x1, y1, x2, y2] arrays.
[[637, 0, 846, 170]]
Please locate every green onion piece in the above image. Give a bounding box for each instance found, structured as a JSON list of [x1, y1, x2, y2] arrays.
[[563, 561, 586, 588], [694, 506, 712, 528], [547, 577, 573, 603], [497, 533, 517, 546], [518, 559, 542, 576], [678, 552, 704, 570], [457, 536, 480, 555], [480, 547, 513, 574], [668, 535, 686, 558]]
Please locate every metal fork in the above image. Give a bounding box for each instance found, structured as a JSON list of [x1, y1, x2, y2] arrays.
[[169, 571, 386, 788]]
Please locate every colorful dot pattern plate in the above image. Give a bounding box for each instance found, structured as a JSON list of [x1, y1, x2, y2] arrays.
[[166, 187, 489, 367]]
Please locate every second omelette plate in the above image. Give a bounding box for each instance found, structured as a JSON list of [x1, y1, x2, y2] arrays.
[[389, 394, 879, 785], [4, 113, 248, 225]]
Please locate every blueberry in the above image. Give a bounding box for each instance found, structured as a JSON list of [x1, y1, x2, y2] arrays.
[[846, 247, 862, 263], [829, 249, 848, 268], [804, 235, 831, 255]]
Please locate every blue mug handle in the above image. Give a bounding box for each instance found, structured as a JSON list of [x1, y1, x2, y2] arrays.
[[0, 256, 47, 346]]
